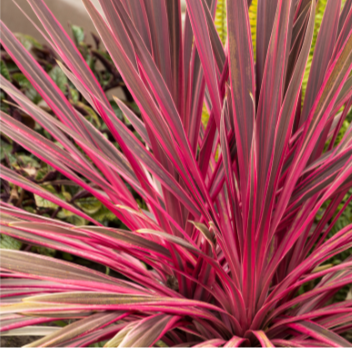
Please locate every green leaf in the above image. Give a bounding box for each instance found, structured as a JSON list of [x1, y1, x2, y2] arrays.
[[18, 155, 40, 168], [115, 107, 124, 122], [62, 190, 72, 202], [75, 197, 102, 215], [15, 33, 42, 51], [65, 215, 87, 226], [52, 320, 69, 328], [71, 25, 85, 45], [0, 90, 10, 113], [129, 102, 141, 115], [110, 100, 124, 122], [34, 195, 59, 209], [69, 87, 79, 103], [11, 73, 30, 86], [91, 205, 118, 224], [53, 141, 65, 150], [57, 209, 86, 226], [62, 252, 74, 261], [0, 60, 10, 80], [77, 103, 101, 127], [110, 100, 132, 125], [89, 340, 108, 347], [35, 165, 54, 181], [96, 50, 112, 62], [34, 186, 71, 212], [49, 65, 68, 93], [31, 245, 56, 257], [0, 234, 22, 250], [86, 51, 94, 70], [4, 60, 18, 73], [12, 73, 42, 104], [24, 206, 36, 214], [0, 138, 13, 161]]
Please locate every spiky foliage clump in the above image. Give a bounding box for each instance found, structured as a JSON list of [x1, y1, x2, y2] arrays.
[[1, 0, 352, 347]]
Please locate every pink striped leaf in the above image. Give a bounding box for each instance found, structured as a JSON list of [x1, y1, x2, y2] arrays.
[[287, 321, 352, 347]]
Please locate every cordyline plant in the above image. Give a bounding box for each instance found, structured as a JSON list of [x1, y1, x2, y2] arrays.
[[1, 0, 352, 346]]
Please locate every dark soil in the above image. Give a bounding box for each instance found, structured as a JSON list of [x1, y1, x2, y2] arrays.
[[1, 336, 42, 347]]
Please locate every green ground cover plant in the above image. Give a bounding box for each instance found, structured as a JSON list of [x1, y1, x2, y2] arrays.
[[0, 26, 142, 231]]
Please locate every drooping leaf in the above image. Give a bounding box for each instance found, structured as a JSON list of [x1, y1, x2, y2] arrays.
[[49, 65, 68, 93], [0, 60, 11, 80], [0, 234, 22, 250], [71, 25, 85, 46]]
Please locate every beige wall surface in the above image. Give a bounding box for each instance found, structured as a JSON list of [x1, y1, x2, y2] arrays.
[[1, 0, 187, 44], [1, 0, 102, 45]]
